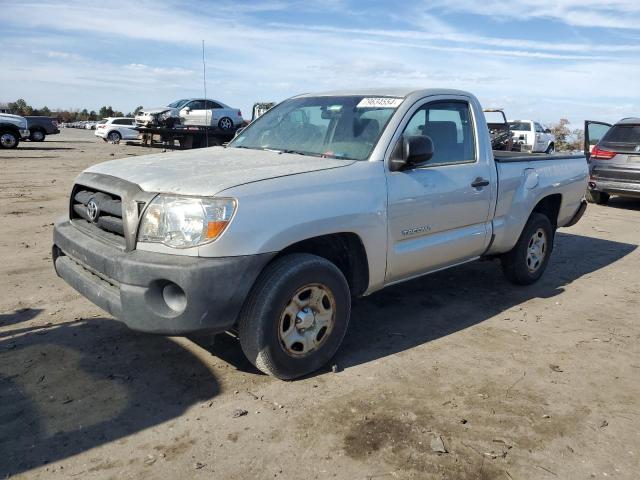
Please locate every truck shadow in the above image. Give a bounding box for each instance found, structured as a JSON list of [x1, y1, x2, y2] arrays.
[[0, 318, 219, 477], [335, 231, 636, 371]]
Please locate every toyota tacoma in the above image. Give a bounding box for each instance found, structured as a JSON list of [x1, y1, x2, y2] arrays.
[[53, 88, 588, 379]]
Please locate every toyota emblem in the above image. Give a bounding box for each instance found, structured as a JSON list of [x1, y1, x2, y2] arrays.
[[86, 199, 99, 222]]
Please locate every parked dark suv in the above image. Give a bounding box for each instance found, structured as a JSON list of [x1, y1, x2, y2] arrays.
[[25, 116, 60, 142], [585, 118, 640, 204]]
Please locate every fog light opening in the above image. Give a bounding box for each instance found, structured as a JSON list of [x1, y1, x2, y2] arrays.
[[162, 283, 187, 313]]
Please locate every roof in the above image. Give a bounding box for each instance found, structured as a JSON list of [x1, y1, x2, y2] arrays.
[[295, 87, 472, 98], [616, 117, 640, 125]]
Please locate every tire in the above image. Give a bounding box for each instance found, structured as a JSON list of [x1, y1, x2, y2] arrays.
[[107, 131, 122, 143], [238, 253, 351, 380], [501, 213, 554, 285], [586, 190, 610, 205], [0, 130, 19, 149], [29, 129, 46, 142], [545, 143, 555, 154], [218, 117, 234, 131]]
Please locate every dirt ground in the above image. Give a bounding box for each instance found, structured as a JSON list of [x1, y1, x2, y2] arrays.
[[1, 129, 639, 480]]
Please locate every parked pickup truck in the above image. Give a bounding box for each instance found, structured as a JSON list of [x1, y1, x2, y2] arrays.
[[25, 116, 60, 142], [52, 88, 588, 379], [508, 120, 555, 154], [0, 113, 30, 149]]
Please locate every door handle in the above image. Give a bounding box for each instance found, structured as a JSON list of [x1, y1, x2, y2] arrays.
[[471, 177, 490, 188]]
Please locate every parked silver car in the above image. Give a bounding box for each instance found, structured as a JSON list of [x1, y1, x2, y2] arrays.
[[585, 118, 640, 204], [135, 98, 243, 130]]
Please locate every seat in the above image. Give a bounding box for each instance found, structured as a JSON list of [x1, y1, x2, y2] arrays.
[[422, 121, 462, 162]]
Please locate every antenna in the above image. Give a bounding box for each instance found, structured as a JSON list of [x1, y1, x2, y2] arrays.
[[202, 39, 209, 147]]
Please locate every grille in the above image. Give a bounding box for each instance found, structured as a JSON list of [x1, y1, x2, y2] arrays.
[[71, 186, 124, 237]]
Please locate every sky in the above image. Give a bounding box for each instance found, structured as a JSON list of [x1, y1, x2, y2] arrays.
[[1, 0, 639, 125]]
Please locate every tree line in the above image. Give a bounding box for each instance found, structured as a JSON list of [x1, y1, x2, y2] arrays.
[[5, 99, 144, 122]]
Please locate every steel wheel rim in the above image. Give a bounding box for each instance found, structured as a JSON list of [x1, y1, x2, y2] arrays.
[[278, 283, 336, 358], [526, 228, 547, 272], [220, 118, 232, 130], [1, 133, 16, 147]]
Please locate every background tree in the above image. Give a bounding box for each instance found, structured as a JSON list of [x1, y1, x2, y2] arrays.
[[8, 99, 33, 116], [89, 110, 97, 121]]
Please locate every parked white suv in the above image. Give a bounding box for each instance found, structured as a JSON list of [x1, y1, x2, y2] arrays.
[[95, 117, 138, 143], [508, 120, 555, 153]]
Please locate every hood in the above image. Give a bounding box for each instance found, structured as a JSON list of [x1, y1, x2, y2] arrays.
[[137, 106, 175, 116], [85, 147, 356, 196], [0, 113, 27, 125]]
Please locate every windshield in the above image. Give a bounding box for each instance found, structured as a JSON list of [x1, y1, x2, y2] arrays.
[[229, 95, 402, 160], [167, 99, 190, 108], [508, 121, 532, 131]]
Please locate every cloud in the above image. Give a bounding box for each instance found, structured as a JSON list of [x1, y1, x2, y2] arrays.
[[420, 0, 640, 30], [1, 0, 638, 124]]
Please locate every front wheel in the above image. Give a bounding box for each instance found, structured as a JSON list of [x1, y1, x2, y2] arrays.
[[501, 213, 554, 285], [0, 130, 19, 149], [586, 190, 610, 205], [545, 143, 555, 154], [238, 253, 351, 380]]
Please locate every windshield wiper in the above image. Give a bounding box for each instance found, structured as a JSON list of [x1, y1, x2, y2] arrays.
[[279, 149, 324, 157]]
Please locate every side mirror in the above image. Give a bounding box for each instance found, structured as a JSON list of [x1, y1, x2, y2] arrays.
[[544, 128, 551, 134], [389, 135, 434, 171], [182, 107, 191, 114]]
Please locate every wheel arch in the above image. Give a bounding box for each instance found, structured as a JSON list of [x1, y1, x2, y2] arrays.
[[270, 232, 370, 297], [531, 193, 562, 230]]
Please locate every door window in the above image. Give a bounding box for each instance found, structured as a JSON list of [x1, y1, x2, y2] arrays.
[[402, 101, 475, 164], [534, 123, 544, 133], [205, 101, 222, 109], [187, 100, 206, 110]]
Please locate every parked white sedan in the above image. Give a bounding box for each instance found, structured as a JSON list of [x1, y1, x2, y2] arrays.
[[508, 120, 556, 153], [95, 117, 138, 143], [135, 98, 243, 130]]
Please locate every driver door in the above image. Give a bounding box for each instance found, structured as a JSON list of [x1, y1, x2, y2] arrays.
[[181, 100, 207, 126], [385, 99, 494, 284]]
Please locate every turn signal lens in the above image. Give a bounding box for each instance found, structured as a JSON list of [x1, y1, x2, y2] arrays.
[[206, 220, 230, 239]]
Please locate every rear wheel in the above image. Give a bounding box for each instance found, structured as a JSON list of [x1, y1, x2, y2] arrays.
[[238, 253, 351, 380], [586, 190, 610, 205], [107, 131, 122, 143], [501, 213, 553, 285], [218, 117, 234, 131], [0, 130, 19, 149], [30, 129, 46, 141]]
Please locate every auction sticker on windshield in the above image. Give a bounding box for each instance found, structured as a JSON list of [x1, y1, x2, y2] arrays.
[[356, 97, 403, 109]]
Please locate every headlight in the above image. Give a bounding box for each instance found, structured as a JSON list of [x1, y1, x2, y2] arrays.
[[138, 195, 236, 248]]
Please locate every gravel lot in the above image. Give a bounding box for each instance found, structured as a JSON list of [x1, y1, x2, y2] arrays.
[[1, 129, 639, 479]]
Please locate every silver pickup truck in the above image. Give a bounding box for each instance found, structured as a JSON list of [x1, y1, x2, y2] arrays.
[[53, 88, 588, 379]]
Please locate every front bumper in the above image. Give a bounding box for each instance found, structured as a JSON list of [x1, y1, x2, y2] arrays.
[[19, 129, 30, 139], [53, 219, 274, 334]]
